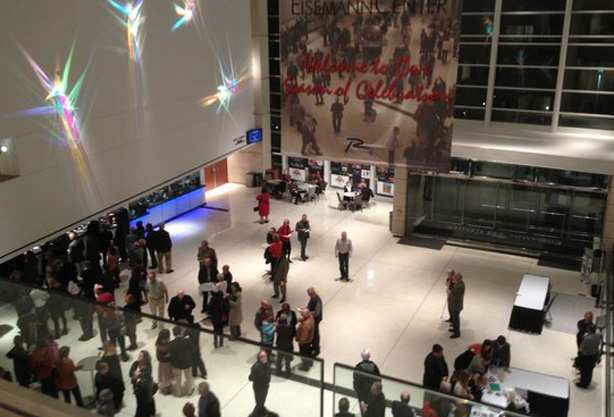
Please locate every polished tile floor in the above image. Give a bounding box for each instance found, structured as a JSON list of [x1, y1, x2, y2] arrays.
[[0, 183, 603, 417]]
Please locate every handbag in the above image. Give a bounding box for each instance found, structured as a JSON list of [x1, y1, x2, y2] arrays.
[[253, 206, 259, 212]]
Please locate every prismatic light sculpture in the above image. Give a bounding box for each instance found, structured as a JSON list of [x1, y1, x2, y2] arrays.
[[106, 0, 145, 63], [172, 0, 199, 31], [18, 44, 96, 190]]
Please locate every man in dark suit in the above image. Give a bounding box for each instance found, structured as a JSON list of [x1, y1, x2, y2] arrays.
[[447, 273, 465, 339], [492, 335, 511, 369], [392, 392, 417, 417], [249, 350, 271, 409], [198, 257, 219, 314], [353, 349, 381, 408], [361, 381, 386, 417], [169, 326, 194, 397], [423, 344, 449, 390], [168, 290, 196, 322]]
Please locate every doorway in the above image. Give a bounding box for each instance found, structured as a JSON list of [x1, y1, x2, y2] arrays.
[[204, 159, 228, 190]]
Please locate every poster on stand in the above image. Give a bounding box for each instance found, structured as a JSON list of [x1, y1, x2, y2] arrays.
[[280, 0, 461, 173]]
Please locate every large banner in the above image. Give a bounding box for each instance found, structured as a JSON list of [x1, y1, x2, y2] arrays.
[[280, 0, 462, 173]]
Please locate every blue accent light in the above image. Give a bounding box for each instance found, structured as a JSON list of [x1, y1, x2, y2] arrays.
[[247, 128, 263, 144]]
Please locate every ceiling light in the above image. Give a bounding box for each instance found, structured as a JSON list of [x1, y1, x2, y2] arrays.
[[0, 145, 8, 153]]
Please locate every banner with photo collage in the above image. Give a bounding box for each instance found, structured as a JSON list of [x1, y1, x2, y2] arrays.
[[280, 0, 462, 173]]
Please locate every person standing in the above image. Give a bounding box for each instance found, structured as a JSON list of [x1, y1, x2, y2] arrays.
[[423, 344, 449, 390], [272, 256, 289, 303], [278, 219, 293, 262], [6, 335, 31, 387], [185, 317, 207, 379], [155, 328, 173, 395], [169, 326, 194, 397], [168, 290, 196, 322], [361, 381, 386, 417], [295, 214, 311, 261], [123, 293, 141, 351], [331, 97, 344, 133], [156, 224, 174, 274], [335, 397, 355, 417], [55, 346, 85, 407], [197, 382, 220, 417], [577, 327, 602, 388], [268, 235, 283, 276], [197, 241, 218, 270], [447, 273, 465, 339], [198, 258, 219, 314], [296, 309, 315, 371], [386, 126, 400, 169], [307, 287, 323, 356], [254, 299, 274, 337], [133, 366, 156, 417], [256, 188, 271, 224], [146, 272, 168, 329], [228, 282, 243, 340], [335, 232, 353, 281], [249, 350, 272, 409], [275, 314, 294, 377], [392, 392, 415, 417], [353, 349, 381, 408], [208, 291, 227, 348], [145, 223, 158, 270]]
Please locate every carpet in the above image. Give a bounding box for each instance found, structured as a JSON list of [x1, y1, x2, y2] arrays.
[[546, 293, 595, 334]]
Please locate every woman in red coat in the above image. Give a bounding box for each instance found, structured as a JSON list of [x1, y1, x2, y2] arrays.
[[256, 187, 270, 224]]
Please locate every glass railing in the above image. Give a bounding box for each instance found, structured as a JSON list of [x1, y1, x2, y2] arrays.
[[333, 363, 531, 417], [0, 277, 324, 417]]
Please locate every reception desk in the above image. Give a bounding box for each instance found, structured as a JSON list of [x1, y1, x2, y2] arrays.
[[130, 186, 206, 228]]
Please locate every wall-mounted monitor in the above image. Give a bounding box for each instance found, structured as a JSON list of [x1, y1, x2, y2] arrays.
[[246, 128, 263, 144]]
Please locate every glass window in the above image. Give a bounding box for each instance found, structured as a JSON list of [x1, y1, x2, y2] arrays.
[[455, 86, 488, 107], [461, 15, 496, 36], [457, 66, 490, 85], [568, 191, 606, 238], [564, 69, 614, 91], [499, 36, 562, 43], [500, 14, 564, 35], [559, 114, 614, 130], [450, 158, 471, 174], [464, 180, 498, 228], [573, 0, 614, 10], [454, 107, 486, 120], [459, 44, 492, 64], [267, 0, 279, 15], [496, 68, 558, 89], [497, 184, 538, 232], [432, 177, 465, 224], [473, 161, 515, 179], [463, 0, 495, 13], [571, 14, 614, 35], [493, 89, 555, 111], [498, 45, 561, 66], [502, 0, 565, 12], [568, 36, 614, 44], [561, 92, 614, 115], [537, 169, 609, 188], [492, 110, 553, 125], [567, 45, 614, 67], [532, 189, 568, 237]]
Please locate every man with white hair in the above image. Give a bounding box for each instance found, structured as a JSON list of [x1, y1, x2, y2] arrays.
[[353, 349, 381, 410], [334, 231, 353, 281]]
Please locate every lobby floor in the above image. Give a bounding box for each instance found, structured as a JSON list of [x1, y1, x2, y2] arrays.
[[0, 183, 603, 417]]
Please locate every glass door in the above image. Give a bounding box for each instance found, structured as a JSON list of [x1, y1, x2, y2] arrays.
[[532, 188, 569, 238], [464, 179, 498, 228], [497, 184, 538, 233]]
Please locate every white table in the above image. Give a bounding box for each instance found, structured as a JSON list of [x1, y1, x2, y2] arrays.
[[482, 367, 569, 417], [343, 191, 359, 199], [509, 274, 550, 334]]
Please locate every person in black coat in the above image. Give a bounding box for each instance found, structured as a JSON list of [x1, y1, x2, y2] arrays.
[[274, 314, 294, 377], [198, 258, 219, 314], [133, 366, 156, 417], [492, 335, 511, 369], [423, 344, 449, 390], [361, 381, 386, 417], [168, 290, 196, 322], [184, 317, 207, 378], [5, 335, 31, 387], [391, 392, 417, 417], [155, 224, 173, 274], [169, 326, 194, 397], [249, 350, 271, 409], [145, 223, 158, 270], [275, 303, 297, 337], [208, 291, 226, 348], [85, 221, 102, 267], [95, 361, 124, 410], [335, 396, 355, 417], [353, 349, 381, 408]]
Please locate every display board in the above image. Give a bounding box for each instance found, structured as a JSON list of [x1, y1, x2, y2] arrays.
[[280, 0, 461, 173]]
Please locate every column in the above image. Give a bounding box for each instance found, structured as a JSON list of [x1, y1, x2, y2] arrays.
[[602, 178, 614, 251], [391, 167, 408, 236]]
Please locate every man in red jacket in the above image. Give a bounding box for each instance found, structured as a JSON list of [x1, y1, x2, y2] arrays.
[[95, 285, 115, 346], [278, 219, 293, 262]]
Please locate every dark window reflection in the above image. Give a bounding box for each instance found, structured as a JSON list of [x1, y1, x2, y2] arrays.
[[567, 46, 614, 67], [559, 114, 614, 130], [571, 14, 614, 35], [458, 66, 490, 86], [564, 69, 614, 92], [454, 107, 486, 120], [561, 93, 614, 115], [493, 89, 554, 111], [537, 169, 609, 189], [463, 0, 495, 13], [461, 15, 496, 35], [502, 0, 565, 11], [455, 87, 487, 107], [492, 110, 553, 125], [573, 0, 614, 10], [473, 161, 515, 179], [500, 14, 564, 35], [459, 44, 492, 64], [498, 45, 560, 66], [496, 68, 557, 89], [432, 178, 465, 224]]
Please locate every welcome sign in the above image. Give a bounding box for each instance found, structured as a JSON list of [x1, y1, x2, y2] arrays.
[[280, 0, 462, 172]]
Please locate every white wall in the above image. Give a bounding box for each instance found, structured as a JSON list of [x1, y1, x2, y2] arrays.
[[0, 0, 255, 258], [227, 142, 264, 184]]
